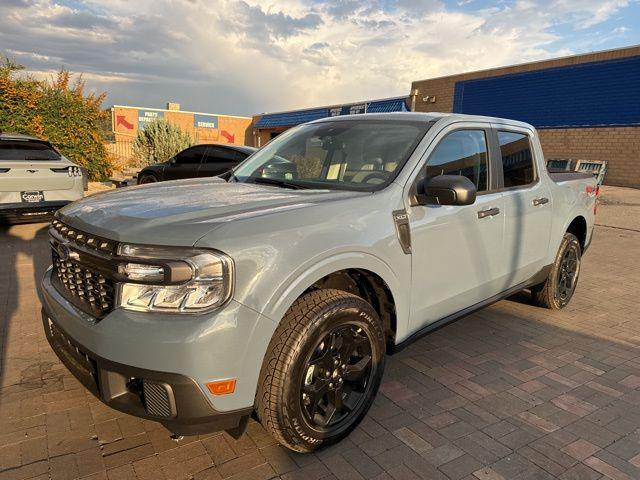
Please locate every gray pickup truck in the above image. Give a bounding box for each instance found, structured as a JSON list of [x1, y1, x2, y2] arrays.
[[39, 113, 598, 452]]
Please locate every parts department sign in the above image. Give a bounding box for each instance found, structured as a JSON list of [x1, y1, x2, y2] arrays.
[[138, 110, 164, 129], [194, 114, 219, 129]]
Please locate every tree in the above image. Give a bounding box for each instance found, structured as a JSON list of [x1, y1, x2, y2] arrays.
[[0, 54, 111, 179], [132, 119, 194, 167]]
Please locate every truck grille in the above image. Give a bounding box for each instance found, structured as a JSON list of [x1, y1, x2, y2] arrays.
[[50, 220, 117, 318], [52, 251, 115, 317]]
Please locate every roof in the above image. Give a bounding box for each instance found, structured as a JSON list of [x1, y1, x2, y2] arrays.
[[311, 111, 535, 130], [254, 96, 409, 129], [0, 132, 46, 142], [110, 105, 252, 120]]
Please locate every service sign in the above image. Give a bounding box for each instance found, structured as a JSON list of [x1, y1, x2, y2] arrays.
[[194, 114, 218, 129], [138, 110, 164, 129]]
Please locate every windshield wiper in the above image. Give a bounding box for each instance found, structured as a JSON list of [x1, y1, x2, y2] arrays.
[[251, 177, 309, 190]]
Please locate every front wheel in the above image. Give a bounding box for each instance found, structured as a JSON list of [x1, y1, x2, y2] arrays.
[[138, 173, 158, 184], [256, 289, 386, 452], [531, 232, 582, 309]]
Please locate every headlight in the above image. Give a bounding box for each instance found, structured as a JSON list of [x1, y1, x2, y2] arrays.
[[116, 244, 233, 313]]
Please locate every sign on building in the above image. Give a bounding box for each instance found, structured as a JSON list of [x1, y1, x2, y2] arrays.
[[194, 114, 219, 129], [138, 110, 164, 129]]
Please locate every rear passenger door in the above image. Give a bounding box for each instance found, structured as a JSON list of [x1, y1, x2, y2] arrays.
[[493, 127, 552, 287], [198, 147, 242, 177]]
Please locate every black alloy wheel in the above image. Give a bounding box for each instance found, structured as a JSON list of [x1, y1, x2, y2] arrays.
[[531, 232, 582, 309], [556, 246, 579, 302], [139, 174, 158, 184], [300, 324, 374, 430], [256, 289, 386, 452]]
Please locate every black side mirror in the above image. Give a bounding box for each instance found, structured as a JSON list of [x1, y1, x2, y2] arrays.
[[414, 174, 477, 206]]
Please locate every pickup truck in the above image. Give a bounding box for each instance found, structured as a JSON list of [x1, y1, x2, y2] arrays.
[[39, 113, 598, 452], [0, 133, 85, 223]]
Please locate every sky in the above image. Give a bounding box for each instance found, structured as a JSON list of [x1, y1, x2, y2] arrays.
[[1, 0, 639, 117]]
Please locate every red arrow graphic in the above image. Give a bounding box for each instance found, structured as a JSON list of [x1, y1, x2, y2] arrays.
[[116, 115, 134, 130], [221, 130, 235, 143]]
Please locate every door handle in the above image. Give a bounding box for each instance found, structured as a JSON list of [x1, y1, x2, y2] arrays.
[[477, 207, 500, 219], [533, 197, 549, 206]]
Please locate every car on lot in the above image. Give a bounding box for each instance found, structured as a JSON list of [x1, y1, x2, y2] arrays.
[[0, 133, 85, 223], [40, 113, 598, 452], [137, 144, 257, 184]]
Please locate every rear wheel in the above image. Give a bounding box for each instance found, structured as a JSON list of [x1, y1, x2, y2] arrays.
[[256, 289, 385, 452], [531, 232, 581, 309]]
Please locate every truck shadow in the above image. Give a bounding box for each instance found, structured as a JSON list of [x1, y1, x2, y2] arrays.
[[0, 222, 50, 398]]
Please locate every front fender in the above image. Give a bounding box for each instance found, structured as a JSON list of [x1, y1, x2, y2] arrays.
[[260, 250, 410, 344]]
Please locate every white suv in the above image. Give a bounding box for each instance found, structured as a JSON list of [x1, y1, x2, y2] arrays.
[[0, 133, 85, 223]]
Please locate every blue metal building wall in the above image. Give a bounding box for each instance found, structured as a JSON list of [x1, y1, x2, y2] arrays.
[[452, 56, 640, 128]]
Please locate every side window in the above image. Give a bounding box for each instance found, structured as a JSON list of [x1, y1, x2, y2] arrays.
[[202, 147, 238, 164], [426, 130, 488, 191], [175, 146, 206, 164], [498, 131, 535, 187]]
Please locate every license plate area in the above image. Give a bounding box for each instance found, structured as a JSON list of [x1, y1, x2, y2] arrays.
[[21, 190, 44, 203]]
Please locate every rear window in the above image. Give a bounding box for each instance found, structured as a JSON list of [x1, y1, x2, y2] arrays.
[[0, 140, 61, 161]]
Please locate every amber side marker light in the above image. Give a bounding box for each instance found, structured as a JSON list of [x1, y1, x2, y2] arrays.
[[207, 379, 236, 395]]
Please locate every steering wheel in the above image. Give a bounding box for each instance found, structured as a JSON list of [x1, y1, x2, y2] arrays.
[[360, 172, 388, 184]]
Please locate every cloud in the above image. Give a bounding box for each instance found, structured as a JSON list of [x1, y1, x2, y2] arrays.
[[0, 0, 637, 117]]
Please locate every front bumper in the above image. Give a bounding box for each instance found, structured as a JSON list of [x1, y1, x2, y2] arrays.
[[0, 200, 70, 223], [40, 268, 275, 435], [42, 311, 250, 435]]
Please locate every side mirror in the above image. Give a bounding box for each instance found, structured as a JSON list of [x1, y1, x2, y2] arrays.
[[414, 174, 477, 206]]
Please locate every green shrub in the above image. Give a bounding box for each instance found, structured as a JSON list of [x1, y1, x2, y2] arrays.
[[0, 55, 111, 180], [132, 119, 194, 167]]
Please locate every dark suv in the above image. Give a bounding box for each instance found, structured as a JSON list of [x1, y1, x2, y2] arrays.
[[137, 144, 256, 183]]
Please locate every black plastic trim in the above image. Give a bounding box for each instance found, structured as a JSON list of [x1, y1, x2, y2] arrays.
[[391, 264, 552, 353], [0, 200, 69, 223], [41, 309, 252, 436]]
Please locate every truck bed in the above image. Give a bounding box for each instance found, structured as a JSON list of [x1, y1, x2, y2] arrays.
[[548, 170, 594, 183]]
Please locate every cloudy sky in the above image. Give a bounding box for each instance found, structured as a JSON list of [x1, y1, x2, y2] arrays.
[[1, 0, 639, 116]]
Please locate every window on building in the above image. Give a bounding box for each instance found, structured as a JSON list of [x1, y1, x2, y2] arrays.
[[426, 130, 488, 191], [498, 131, 535, 187]]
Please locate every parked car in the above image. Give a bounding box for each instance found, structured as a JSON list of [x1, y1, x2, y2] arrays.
[[40, 113, 597, 452], [137, 144, 257, 183], [0, 133, 85, 223]]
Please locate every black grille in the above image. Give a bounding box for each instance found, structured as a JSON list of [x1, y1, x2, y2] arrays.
[[51, 249, 115, 318], [143, 381, 174, 418]]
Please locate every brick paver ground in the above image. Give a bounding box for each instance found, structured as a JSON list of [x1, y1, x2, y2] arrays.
[[1, 200, 639, 480]]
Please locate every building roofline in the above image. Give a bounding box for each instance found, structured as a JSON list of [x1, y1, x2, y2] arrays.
[[411, 44, 640, 85], [110, 105, 251, 120], [253, 95, 410, 117]]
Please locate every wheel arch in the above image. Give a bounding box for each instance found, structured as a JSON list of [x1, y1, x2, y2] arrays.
[[262, 252, 407, 352], [566, 215, 587, 251]]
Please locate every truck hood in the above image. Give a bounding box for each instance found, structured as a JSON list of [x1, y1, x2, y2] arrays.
[[58, 178, 364, 246]]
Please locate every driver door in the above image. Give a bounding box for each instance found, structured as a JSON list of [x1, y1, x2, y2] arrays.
[[164, 145, 207, 180], [408, 125, 506, 330]]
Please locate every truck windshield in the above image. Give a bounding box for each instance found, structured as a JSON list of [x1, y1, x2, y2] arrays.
[[233, 120, 431, 191], [0, 140, 61, 161]]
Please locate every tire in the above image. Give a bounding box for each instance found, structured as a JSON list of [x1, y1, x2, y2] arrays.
[[531, 232, 581, 309], [256, 289, 386, 452], [138, 173, 158, 184]]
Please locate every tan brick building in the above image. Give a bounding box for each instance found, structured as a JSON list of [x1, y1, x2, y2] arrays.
[[410, 45, 640, 188], [111, 104, 253, 146]]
